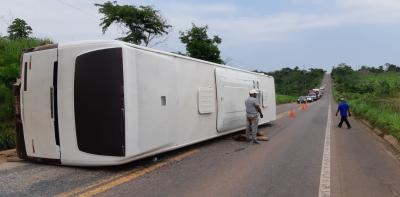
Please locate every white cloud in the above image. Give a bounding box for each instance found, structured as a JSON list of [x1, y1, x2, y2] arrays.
[[336, 0, 400, 23], [203, 13, 341, 44], [339, 0, 400, 10], [167, 2, 237, 14], [159, 0, 400, 48], [2, 0, 400, 49]]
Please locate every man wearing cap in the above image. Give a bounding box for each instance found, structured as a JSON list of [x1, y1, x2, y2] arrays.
[[336, 97, 351, 129], [245, 89, 264, 144]]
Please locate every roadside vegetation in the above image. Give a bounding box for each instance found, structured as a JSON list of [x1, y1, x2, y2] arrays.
[[0, 18, 52, 150], [256, 67, 326, 104], [331, 63, 400, 139], [276, 94, 297, 104]]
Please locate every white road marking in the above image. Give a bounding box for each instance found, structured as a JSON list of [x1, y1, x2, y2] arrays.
[[319, 102, 331, 197]]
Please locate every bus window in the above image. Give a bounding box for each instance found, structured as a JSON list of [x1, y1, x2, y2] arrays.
[[74, 47, 125, 156]]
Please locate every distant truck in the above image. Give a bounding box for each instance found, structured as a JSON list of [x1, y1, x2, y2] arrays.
[[309, 88, 322, 100]]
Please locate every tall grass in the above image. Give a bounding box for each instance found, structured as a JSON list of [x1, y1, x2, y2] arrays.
[[348, 98, 400, 138], [332, 68, 400, 139]]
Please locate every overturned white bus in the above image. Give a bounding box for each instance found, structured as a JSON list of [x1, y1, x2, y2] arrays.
[[14, 40, 276, 166]]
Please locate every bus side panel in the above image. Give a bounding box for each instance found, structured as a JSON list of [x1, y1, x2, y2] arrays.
[[135, 50, 177, 153], [173, 58, 217, 146]]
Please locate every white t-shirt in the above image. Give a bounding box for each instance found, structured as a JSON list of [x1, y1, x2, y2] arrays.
[[245, 97, 259, 117]]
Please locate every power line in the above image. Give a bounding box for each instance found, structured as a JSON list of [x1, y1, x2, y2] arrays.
[[55, 0, 99, 22]]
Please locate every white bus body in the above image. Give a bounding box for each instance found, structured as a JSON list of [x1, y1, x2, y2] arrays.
[[16, 40, 276, 166]]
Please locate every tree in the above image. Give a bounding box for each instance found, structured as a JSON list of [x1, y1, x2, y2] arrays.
[[95, 1, 171, 46], [7, 18, 32, 40], [385, 63, 400, 72], [179, 24, 223, 64]]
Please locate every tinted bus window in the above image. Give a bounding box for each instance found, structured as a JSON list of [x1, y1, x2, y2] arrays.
[[74, 48, 125, 156]]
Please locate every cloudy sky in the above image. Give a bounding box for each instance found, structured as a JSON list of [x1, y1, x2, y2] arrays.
[[1, 0, 400, 72]]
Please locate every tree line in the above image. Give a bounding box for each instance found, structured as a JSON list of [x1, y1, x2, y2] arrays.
[[332, 63, 400, 97], [256, 67, 326, 97]]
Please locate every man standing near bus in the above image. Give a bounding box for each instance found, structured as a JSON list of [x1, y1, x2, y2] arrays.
[[336, 97, 352, 129], [245, 89, 264, 144]]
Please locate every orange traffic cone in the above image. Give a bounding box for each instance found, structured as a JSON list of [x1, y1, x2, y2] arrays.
[[289, 109, 295, 118], [301, 104, 306, 110]]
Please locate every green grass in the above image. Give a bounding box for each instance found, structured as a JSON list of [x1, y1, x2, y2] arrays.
[[276, 94, 297, 104], [0, 37, 51, 150], [348, 98, 400, 139], [0, 124, 16, 150], [332, 68, 400, 139]]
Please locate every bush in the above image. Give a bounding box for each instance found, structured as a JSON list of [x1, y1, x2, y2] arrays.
[[0, 84, 13, 121], [0, 124, 16, 150]]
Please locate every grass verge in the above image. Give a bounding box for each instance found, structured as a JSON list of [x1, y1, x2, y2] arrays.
[[332, 67, 400, 139], [276, 94, 297, 104]]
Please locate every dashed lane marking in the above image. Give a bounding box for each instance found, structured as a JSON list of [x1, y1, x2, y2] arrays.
[[56, 149, 199, 197], [318, 102, 331, 197]]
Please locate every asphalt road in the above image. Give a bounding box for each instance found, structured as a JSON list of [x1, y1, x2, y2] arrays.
[[1, 76, 400, 197]]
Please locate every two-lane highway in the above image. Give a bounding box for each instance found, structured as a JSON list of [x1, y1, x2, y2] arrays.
[[95, 78, 330, 197], [1, 75, 400, 197]]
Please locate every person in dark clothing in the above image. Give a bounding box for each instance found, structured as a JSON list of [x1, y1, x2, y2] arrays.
[[336, 98, 351, 129]]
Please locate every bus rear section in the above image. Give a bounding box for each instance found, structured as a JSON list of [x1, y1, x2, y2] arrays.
[[19, 45, 60, 162]]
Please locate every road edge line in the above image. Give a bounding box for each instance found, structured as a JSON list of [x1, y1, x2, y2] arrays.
[[318, 102, 331, 197]]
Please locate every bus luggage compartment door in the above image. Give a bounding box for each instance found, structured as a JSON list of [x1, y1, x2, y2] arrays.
[[215, 68, 258, 133], [21, 48, 60, 159]]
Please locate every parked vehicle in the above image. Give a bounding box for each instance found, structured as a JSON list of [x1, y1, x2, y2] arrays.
[[15, 40, 277, 166], [306, 96, 313, 102], [309, 88, 322, 100], [309, 94, 317, 101], [297, 96, 307, 104]]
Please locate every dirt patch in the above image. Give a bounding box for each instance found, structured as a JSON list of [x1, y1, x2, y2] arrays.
[[232, 134, 270, 142], [0, 149, 18, 164]]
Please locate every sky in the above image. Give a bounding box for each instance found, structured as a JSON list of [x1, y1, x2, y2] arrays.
[[1, 0, 400, 72]]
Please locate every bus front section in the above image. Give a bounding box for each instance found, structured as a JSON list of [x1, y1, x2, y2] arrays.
[[18, 44, 61, 163]]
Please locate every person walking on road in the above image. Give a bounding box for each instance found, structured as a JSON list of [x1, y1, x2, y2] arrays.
[[245, 89, 264, 144], [336, 98, 351, 129]]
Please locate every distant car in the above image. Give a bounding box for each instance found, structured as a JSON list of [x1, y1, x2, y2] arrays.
[[297, 96, 307, 104], [306, 96, 313, 102], [309, 94, 317, 101]]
